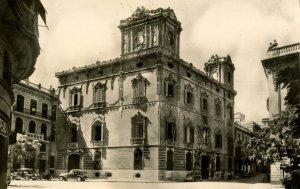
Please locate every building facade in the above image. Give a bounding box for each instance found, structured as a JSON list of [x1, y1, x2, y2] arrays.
[[0, 0, 45, 187], [10, 80, 58, 175], [55, 7, 236, 181], [261, 42, 300, 184], [234, 122, 254, 177]]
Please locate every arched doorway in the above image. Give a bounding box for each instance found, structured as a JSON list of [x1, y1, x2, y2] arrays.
[[68, 154, 80, 171], [201, 155, 210, 179], [186, 151, 192, 171], [15, 117, 23, 133]]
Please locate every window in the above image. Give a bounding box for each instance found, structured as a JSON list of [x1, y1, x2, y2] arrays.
[[29, 121, 36, 133], [166, 122, 176, 142], [228, 106, 233, 120], [131, 112, 146, 145], [69, 87, 82, 109], [227, 137, 233, 154], [215, 133, 222, 149], [227, 72, 231, 83], [132, 73, 150, 104], [42, 103, 48, 118], [52, 105, 57, 121], [185, 125, 194, 144], [16, 95, 24, 112], [134, 149, 143, 170], [164, 74, 176, 98], [93, 82, 106, 107], [184, 84, 194, 105], [94, 151, 101, 170], [215, 98, 222, 116], [30, 99, 37, 115], [40, 143, 46, 152], [166, 149, 174, 170], [203, 129, 209, 143], [201, 92, 209, 111], [70, 127, 77, 142], [216, 155, 221, 171], [92, 123, 103, 141], [41, 124, 47, 139], [15, 117, 23, 133], [50, 124, 55, 141], [186, 151, 192, 171]]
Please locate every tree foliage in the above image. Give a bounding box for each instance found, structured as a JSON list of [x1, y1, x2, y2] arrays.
[[274, 66, 300, 137], [248, 106, 300, 165], [8, 135, 41, 168]]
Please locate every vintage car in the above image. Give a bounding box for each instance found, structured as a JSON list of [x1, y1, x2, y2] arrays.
[[11, 168, 41, 180], [184, 171, 203, 182], [58, 169, 88, 181]]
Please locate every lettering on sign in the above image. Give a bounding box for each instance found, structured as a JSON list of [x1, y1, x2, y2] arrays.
[[0, 118, 7, 135]]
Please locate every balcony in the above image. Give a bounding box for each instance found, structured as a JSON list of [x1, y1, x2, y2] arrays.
[[131, 138, 144, 145], [13, 106, 52, 120], [91, 141, 104, 147], [26, 132, 44, 140], [67, 142, 78, 148], [266, 43, 300, 58], [69, 105, 81, 112]]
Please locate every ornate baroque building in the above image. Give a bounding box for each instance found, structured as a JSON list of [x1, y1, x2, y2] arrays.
[[55, 7, 236, 181], [10, 80, 58, 174], [261, 42, 300, 184], [0, 0, 46, 187]]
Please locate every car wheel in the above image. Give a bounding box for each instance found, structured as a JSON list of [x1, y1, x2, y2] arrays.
[[76, 177, 82, 181], [25, 176, 29, 180], [59, 176, 64, 181]]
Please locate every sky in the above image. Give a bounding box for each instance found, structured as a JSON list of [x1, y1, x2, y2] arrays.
[[31, 0, 300, 123]]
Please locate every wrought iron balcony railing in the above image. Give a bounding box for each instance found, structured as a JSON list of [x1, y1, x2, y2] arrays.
[[91, 140, 104, 147], [13, 106, 53, 120], [131, 138, 145, 145]]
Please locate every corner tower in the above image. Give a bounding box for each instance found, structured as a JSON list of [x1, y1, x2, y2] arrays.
[[204, 54, 235, 89], [119, 7, 182, 58]]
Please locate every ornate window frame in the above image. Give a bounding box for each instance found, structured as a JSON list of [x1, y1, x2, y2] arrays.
[[164, 74, 176, 98], [69, 87, 82, 111], [201, 91, 209, 111], [165, 114, 176, 146], [93, 82, 107, 108], [215, 98, 222, 116], [131, 73, 150, 104], [184, 84, 194, 106], [131, 112, 147, 145]]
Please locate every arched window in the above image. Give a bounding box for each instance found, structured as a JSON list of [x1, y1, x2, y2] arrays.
[[93, 151, 101, 170], [186, 151, 192, 171], [134, 149, 143, 170], [166, 149, 174, 170], [15, 117, 23, 133], [29, 121, 36, 133], [41, 124, 47, 139]]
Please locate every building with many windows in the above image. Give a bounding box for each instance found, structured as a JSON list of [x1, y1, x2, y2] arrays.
[[55, 7, 236, 181], [261, 42, 300, 184], [0, 0, 46, 187], [10, 80, 58, 175]]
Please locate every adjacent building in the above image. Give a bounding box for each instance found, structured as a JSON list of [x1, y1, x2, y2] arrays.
[[10, 80, 58, 175], [55, 7, 236, 181], [0, 0, 46, 187], [261, 42, 300, 184]]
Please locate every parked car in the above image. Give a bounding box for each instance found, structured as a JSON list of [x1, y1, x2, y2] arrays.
[[184, 171, 203, 182], [7, 175, 11, 185], [11, 168, 41, 180], [58, 169, 88, 181]]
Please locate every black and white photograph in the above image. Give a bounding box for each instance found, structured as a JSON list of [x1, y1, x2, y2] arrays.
[[0, 0, 299, 189]]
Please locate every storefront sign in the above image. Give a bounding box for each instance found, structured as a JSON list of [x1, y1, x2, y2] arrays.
[[0, 118, 7, 136]]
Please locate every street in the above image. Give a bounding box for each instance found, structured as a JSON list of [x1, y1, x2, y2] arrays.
[[8, 180, 282, 189]]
